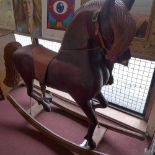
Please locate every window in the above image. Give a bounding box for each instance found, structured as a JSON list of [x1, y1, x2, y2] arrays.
[[14, 34, 32, 46], [38, 38, 61, 52], [102, 57, 155, 116]]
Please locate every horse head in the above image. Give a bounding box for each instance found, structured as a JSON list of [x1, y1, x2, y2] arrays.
[[98, 0, 136, 63]]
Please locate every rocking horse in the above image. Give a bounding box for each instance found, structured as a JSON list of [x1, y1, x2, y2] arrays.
[[7, 0, 137, 150]]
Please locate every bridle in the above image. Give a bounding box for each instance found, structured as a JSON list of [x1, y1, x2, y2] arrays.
[[60, 7, 109, 55], [92, 8, 109, 55]]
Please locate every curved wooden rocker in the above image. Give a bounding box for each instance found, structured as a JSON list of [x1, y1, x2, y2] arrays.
[[7, 85, 145, 155], [7, 86, 107, 155]]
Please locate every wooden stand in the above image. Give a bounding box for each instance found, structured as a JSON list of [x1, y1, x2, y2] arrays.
[[7, 85, 146, 155], [93, 125, 106, 146], [7, 86, 107, 155]]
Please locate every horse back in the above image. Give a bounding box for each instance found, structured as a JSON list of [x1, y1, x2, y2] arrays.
[[13, 45, 57, 83]]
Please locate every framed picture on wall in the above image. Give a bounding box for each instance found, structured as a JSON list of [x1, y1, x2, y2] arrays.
[[13, 0, 42, 37], [0, 0, 15, 31], [131, 0, 154, 39], [42, 0, 81, 42]]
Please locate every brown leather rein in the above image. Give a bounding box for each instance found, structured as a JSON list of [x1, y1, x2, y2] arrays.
[[92, 9, 109, 54]]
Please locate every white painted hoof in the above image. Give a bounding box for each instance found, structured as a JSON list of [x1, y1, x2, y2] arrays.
[[80, 139, 90, 149]]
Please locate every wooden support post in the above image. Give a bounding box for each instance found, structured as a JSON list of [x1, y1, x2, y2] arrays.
[[93, 125, 106, 146]]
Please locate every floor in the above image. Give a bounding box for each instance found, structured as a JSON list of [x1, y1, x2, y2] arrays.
[[0, 88, 150, 155]]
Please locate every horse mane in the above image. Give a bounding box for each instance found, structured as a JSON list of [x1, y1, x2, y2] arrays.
[[76, 0, 116, 19], [121, 0, 135, 10], [82, 0, 104, 8], [75, 0, 104, 14], [81, 0, 134, 11]]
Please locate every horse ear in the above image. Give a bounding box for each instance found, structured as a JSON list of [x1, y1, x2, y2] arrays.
[[121, 0, 135, 10], [101, 0, 115, 20]]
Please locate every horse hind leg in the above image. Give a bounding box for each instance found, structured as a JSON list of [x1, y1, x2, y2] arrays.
[[38, 82, 52, 112], [13, 50, 37, 104], [39, 82, 52, 102], [13, 49, 52, 112], [23, 79, 52, 112]]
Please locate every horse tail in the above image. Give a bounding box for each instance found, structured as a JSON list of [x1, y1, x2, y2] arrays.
[[3, 42, 22, 87]]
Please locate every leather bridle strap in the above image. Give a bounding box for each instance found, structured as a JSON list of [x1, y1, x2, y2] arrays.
[[97, 31, 109, 52], [60, 46, 102, 53], [92, 9, 109, 54], [60, 9, 109, 53]]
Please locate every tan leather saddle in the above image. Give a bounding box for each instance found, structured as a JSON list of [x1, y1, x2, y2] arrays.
[[32, 45, 57, 83]]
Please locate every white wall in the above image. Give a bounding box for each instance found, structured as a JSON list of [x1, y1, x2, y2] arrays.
[[131, 0, 153, 15]]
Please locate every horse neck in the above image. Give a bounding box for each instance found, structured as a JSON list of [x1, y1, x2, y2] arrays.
[[60, 10, 94, 50], [61, 29, 88, 50]]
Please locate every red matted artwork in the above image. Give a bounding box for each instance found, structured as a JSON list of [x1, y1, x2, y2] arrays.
[[47, 0, 75, 30], [42, 0, 81, 41]]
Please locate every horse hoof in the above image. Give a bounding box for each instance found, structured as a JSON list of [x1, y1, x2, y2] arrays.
[[43, 104, 51, 112], [80, 139, 89, 149], [107, 76, 114, 85], [42, 100, 52, 112], [44, 97, 52, 103], [80, 139, 96, 150], [100, 100, 108, 108], [92, 100, 108, 109]]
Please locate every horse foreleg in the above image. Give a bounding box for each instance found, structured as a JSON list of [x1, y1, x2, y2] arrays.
[[93, 92, 108, 109], [80, 100, 98, 149]]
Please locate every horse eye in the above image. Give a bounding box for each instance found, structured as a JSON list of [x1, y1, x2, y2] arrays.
[[53, 1, 68, 15]]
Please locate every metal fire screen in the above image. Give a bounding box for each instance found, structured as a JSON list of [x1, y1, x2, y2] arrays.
[[102, 58, 155, 116]]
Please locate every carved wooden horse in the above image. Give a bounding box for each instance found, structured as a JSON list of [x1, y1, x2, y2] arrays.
[[11, 0, 136, 149]]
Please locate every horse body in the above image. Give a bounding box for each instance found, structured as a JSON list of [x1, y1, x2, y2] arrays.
[[46, 49, 109, 99], [12, 0, 136, 149], [47, 51, 94, 93]]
